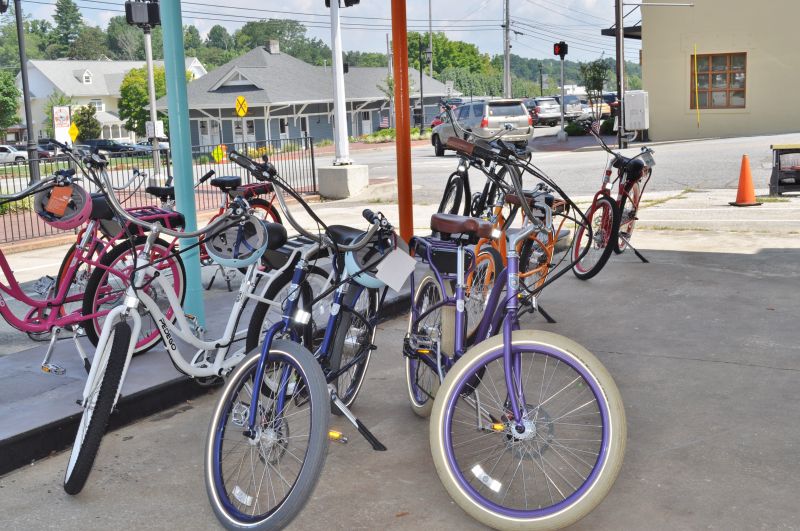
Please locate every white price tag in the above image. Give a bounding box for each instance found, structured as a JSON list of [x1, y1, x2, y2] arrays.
[[375, 248, 417, 292]]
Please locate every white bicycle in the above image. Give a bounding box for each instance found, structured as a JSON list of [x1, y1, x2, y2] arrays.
[[60, 149, 327, 496]]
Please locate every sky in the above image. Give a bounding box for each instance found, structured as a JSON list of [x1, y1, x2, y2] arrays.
[[24, 0, 642, 63]]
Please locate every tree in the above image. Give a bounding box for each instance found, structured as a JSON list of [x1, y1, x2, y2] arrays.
[[207, 25, 233, 50], [52, 0, 83, 58], [183, 25, 202, 53], [0, 71, 20, 129], [579, 58, 612, 121], [118, 66, 167, 137], [70, 26, 108, 59], [234, 19, 307, 51], [72, 105, 101, 142], [345, 51, 387, 67], [42, 92, 74, 137], [107, 16, 142, 60], [407, 32, 491, 77]]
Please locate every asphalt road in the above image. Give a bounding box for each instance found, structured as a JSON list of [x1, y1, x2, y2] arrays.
[[334, 129, 799, 205]]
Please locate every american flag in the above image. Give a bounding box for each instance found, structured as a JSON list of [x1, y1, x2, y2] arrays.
[[380, 115, 389, 128]]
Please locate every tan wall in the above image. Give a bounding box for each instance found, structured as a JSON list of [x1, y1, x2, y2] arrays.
[[642, 0, 800, 141]]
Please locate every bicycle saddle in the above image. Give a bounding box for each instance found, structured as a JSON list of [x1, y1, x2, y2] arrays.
[[90, 193, 115, 221], [210, 175, 242, 191], [145, 186, 175, 201], [612, 156, 645, 180], [327, 225, 366, 245], [263, 222, 288, 250], [504, 191, 554, 208], [430, 213, 494, 242]]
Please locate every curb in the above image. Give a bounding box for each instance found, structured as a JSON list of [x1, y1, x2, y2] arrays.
[[0, 290, 411, 476]]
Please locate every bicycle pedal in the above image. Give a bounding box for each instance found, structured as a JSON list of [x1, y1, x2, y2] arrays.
[[328, 429, 349, 444], [41, 363, 65, 375]]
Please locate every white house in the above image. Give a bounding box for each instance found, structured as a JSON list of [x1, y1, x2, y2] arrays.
[[16, 58, 207, 142]]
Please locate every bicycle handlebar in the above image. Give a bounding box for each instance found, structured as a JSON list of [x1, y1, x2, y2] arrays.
[[197, 169, 216, 186]]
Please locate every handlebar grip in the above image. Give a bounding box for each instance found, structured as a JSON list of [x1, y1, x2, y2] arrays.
[[56, 168, 76, 178], [198, 169, 215, 185], [362, 208, 378, 224]]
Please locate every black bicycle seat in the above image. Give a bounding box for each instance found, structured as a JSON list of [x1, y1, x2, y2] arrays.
[[145, 186, 175, 201], [327, 225, 366, 246], [210, 176, 242, 190], [89, 193, 115, 221]]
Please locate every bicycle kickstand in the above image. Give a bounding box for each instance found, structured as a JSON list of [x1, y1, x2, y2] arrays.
[[537, 304, 557, 324], [40, 327, 65, 375], [621, 235, 649, 263], [329, 384, 387, 451]]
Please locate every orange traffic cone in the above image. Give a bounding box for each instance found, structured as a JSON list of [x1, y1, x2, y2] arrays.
[[729, 155, 762, 207]]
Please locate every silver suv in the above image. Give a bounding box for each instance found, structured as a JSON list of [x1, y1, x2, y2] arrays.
[[432, 99, 533, 156], [526, 97, 561, 127], [553, 94, 583, 122]]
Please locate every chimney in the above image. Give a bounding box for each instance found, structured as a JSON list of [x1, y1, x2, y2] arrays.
[[267, 40, 280, 54]]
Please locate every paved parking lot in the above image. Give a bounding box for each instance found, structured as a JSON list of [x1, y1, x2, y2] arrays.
[[1, 228, 799, 530]]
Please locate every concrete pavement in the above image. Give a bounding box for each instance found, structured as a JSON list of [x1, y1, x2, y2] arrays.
[[1, 229, 799, 529]]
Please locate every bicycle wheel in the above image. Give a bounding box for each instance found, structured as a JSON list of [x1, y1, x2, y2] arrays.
[[614, 181, 640, 255], [430, 331, 626, 530], [327, 285, 378, 413], [439, 174, 464, 215], [64, 320, 132, 495], [205, 340, 329, 530], [465, 246, 503, 342], [405, 275, 454, 418], [519, 231, 553, 295], [571, 195, 619, 281], [248, 197, 282, 225], [245, 266, 331, 356], [83, 237, 186, 355]]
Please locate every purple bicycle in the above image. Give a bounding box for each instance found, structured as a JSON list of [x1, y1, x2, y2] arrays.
[[405, 134, 626, 529]]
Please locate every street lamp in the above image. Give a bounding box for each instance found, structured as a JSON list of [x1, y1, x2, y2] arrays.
[[418, 34, 432, 131]]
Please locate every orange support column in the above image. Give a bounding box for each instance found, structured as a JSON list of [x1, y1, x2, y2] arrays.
[[391, 0, 414, 242]]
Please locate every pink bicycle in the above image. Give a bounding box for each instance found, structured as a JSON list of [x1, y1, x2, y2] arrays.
[[0, 167, 186, 375]]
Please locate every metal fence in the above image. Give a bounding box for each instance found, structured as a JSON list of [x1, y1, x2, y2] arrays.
[[0, 137, 317, 244]]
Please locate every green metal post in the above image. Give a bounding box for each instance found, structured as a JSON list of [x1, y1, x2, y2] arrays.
[[159, 2, 205, 325]]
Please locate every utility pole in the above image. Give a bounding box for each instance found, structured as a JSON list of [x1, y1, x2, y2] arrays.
[[386, 33, 394, 128], [615, 0, 626, 148], [329, 0, 351, 164], [143, 24, 162, 178], [428, 0, 433, 80], [10, 0, 40, 183], [418, 34, 424, 130], [539, 63, 543, 95], [503, 0, 511, 97]]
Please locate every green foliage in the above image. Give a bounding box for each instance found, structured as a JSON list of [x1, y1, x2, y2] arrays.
[[118, 66, 167, 137], [72, 105, 101, 142], [42, 92, 74, 137], [0, 193, 33, 215], [345, 51, 387, 67], [564, 121, 587, 136], [580, 59, 612, 121], [183, 25, 202, 53], [408, 32, 491, 76], [107, 16, 142, 60], [207, 25, 234, 50], [0, 70, 19, 129], [600, 118, 616, 136], [52, 0, 83, 58], [195, 154, 211, 164], [69, 26, 108, 60]]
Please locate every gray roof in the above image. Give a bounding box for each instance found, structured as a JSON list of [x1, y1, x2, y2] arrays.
[[157, 46, 448, 110], [27, 58, 201, 98]]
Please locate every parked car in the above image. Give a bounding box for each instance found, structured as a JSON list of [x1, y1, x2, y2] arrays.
[[588, 98, 612, 118], [430, 111, 445, 129], [82, 138, 138, 155], [526, 97, 562, 127], [136, 139, 170, 151], [0, 144, 28, 162], [552, 94, 583, 122], [602, 93, 619, 115], [431, 99, 533, 156]]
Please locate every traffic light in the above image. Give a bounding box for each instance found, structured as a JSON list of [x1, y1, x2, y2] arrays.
[[325, 0, 360, 6], [0, 1, 8, 14], [553, 41, 568, 60]]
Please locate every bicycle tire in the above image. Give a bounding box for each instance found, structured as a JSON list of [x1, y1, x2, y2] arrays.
[[205, 340, 329, 530], [430, 331, 626, 530], [439, 174, 464, 215], [571, 195, 619, 281], [614, 181, 640, 255], [326, 285, 378, 414], [82, 237, 186, 355], [63, 320, 132, 495], [518, 230, 553, 295], [248, 197, 282, 226], [405, 276, 453, 418], [245, 265, 330, 356], [465, 246, 503, 342]]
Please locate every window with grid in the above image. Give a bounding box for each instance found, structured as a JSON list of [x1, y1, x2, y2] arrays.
[[691, 53, 746, 109]]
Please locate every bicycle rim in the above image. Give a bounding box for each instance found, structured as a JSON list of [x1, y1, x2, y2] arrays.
[[405, 276, 445, 416], [206, 343, 328, 528]]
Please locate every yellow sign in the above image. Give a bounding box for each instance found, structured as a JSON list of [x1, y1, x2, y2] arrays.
[[235, 96, 248, 117], [68, 122, 79, 142]]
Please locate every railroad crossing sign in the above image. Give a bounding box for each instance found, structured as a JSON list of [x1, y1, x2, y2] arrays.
[[68, 122, 79, 142], [235, 96, 248, 117]]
